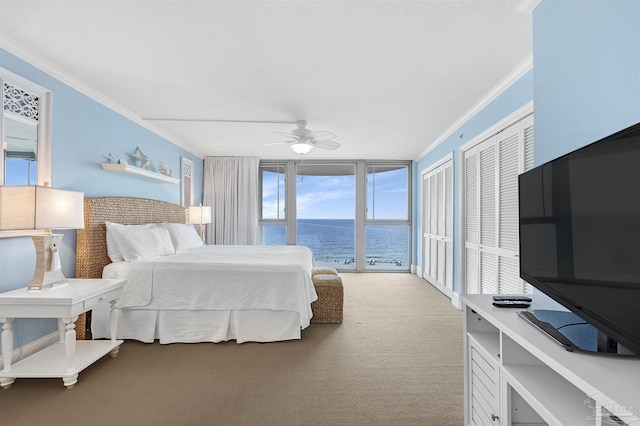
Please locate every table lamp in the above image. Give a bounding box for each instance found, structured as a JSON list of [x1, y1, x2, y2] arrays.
[[188, 205, 211, 242], [0, 185, 84, 290]]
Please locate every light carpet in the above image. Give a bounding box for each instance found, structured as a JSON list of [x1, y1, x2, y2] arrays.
[[0, 273, 463, 426]]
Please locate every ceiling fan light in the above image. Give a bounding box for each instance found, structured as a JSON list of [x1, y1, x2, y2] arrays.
[[291, 142, 313, 154]]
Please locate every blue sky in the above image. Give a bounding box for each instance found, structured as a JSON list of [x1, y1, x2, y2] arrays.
[[8, 160, 408, 220], [5, 158, 37, 185], [262, 166, 408, 220]]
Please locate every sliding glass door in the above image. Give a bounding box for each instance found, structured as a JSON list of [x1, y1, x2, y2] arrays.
[[365, 163, 410, 270], [260, 163, 286, 245], [296, 163, 356, 270]]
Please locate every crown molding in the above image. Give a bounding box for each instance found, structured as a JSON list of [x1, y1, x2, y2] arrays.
[[1, 37, 204, 159], [516, 0, 542, 14], [459, 100, 533, 152], [414, 53, 533, 161]]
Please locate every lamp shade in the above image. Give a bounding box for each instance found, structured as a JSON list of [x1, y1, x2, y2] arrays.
[[291, 142, 313, 155], [0, 185, 85, 231], [188, 205, 211, 225]]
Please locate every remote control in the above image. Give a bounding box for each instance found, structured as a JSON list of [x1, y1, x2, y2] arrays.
[[492, 295, 532, 302], [492, 300, 531, 308]]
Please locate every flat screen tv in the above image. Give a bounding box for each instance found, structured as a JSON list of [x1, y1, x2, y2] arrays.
[[519, 122, 640, 356]]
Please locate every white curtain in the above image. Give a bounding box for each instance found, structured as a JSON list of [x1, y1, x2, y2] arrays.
[[203, 156, 260, 245]]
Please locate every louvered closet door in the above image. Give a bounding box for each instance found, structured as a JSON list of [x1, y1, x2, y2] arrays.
[[464, 150, 479, 294], [479, 139, 498, 294], [464, 114, 534, 295], [463, 138, 499, 295], [436, 169, 446, 287], [444, 165, 453, 293], [496, 123, 521, 294], [422, 157, 453, 298], [422, 174, 431, 279], [429, 173, 438, 280]]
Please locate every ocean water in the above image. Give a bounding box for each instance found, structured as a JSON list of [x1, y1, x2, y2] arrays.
[[262, 219, 409, 269]]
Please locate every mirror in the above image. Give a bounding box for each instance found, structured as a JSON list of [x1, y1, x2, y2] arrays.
[[1, 68, 52, 237], [4, 114, 38, 185]]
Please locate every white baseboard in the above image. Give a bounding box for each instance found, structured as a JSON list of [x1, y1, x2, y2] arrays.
[[0, 331, 58, 370]]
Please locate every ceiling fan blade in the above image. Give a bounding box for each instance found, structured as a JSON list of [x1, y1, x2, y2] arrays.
[[262, 141, 291, 146], [308, 131, 336, 140], [269, 123, 340, 151], [311, 140, 340, 150], [273, 131, 299, 140]]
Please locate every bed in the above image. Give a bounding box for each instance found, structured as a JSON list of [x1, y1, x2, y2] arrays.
[[76, 197, 317, 344]]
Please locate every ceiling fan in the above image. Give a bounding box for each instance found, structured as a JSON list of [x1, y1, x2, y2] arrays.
[[263, 120, 340, 154]]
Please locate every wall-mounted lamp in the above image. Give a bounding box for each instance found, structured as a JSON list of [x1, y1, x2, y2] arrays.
[[0, 185, 84, 290]]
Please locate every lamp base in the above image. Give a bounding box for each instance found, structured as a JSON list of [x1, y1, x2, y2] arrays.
[[28, 234, 69, 291], [197, 224, 206, 243]]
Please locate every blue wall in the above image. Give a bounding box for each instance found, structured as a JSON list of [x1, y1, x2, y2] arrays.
[[0, 49, 204, 348], [412, 0, 639, 297], [533, 0, 640, 166]]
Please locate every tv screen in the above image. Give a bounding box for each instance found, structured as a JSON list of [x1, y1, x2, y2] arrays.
[[519, 122, 640, 355]]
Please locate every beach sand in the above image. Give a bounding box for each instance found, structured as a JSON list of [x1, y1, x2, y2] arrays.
[[315, 258, 408, 271]]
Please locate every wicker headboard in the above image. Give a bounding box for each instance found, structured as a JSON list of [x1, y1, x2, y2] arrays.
[[76, 197, 187, 279]]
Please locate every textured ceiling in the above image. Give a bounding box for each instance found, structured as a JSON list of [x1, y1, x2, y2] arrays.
[[0, 0, 533, 160]]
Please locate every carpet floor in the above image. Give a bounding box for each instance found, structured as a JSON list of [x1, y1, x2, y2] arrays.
[[0, 273, 464, 426]]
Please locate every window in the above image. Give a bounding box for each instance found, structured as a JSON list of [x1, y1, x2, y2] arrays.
[[260, 162, 287, 244], [367, 164, 409, 220], [365, 163, 410, 270], [1, 68, 52, 187], [296, 163, 356, 269], [1, 68, 53, 238], [259, 160, 412, 271], [261, 163, 286, 220], [5, 157, 37, 185]]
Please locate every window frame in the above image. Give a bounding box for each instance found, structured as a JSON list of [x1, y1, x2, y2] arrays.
[[259, 161, 290, 243], [0, 68, 53, 239], [259, 159, 412, 272], [1, 67, 52, 187], [363, 162, 411, 271]]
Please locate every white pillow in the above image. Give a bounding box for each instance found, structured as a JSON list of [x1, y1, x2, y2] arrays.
[[105, 222, 127, 262], [106, 222, 155, 262], [105, 222, 175, 261], [161, 223, 203, 252]]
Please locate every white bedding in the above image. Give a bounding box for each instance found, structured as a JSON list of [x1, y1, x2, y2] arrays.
[[93, 245, 317, 343]]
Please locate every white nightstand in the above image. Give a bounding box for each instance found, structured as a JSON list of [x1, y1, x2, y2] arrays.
[[0, 278, 125, 389]]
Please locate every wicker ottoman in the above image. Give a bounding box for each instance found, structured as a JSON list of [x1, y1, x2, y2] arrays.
[[311, 273, 343, 324], [311, 266, 338, 277]]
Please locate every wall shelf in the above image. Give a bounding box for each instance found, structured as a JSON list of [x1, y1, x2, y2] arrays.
[[101, 163, 180, 184]]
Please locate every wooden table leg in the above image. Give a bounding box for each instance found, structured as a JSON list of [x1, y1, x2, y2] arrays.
[[109, 300, 120, 357], [62, 316, 78, 389]]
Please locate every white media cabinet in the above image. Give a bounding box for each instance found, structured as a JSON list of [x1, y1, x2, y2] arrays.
[[463, 294, 640, 425]]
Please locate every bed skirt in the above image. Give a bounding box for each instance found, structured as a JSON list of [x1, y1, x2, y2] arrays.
[[91, 303, 304, 344]]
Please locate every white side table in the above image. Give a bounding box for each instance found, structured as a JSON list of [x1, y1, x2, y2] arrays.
[[0, 278, 125, 389]]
